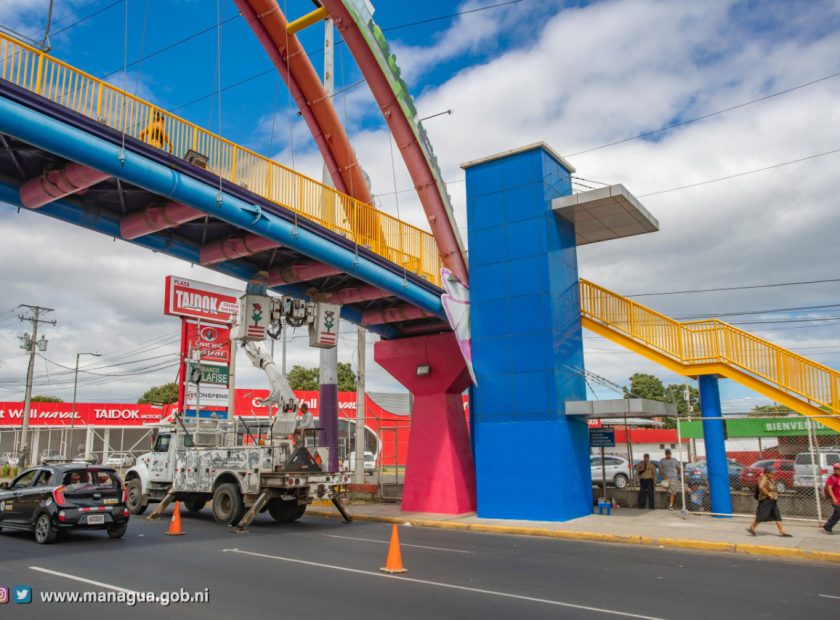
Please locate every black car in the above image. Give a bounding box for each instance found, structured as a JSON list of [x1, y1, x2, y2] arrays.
[[0, 462, 129, 544]]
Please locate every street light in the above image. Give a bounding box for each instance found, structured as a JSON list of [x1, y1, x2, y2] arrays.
[[66, 352, 101, 459]]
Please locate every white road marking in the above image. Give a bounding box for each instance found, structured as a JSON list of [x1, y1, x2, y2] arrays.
[[818, 594, 840, 600], [29, 566, 137, 594], [325, 534, 475, 554], [222, 548, 667, 620]]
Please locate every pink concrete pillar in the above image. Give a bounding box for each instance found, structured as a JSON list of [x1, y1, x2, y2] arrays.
[[375, 332, 476, 514], [20, 163, 110, 209], [200, 234, 282, 265], [120, 201, 204, 240]]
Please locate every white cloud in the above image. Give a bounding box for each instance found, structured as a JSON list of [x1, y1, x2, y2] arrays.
[[3, 0, 840, 408]]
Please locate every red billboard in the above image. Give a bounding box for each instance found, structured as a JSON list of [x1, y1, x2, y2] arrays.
[[164, 275, 239, 324], [185, 321, 231, 364]]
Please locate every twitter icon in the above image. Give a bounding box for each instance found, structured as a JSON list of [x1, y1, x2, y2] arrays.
[[13, 586, 32, 604]]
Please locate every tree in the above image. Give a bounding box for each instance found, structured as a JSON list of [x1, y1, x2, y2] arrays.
[[337, 362, 357, 392], [286, 362, 357, 392], [623, 373, 665, 401], [138, 382, 179, 404], [287, 365, 320, 391], [663, 384, 700, 417], [31, 395, 63, 403], [624, 374, 699, 428], [750, 404, 794, 417]]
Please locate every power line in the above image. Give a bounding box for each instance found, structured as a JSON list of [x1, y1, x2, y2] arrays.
[[51, 0, 123, 38], [170, 1, 522, 112], [624, 277, 840, 298], [566, 69, 840, 157], [638, 147, 840, 198]]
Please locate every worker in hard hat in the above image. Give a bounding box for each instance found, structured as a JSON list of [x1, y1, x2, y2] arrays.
[[139, 110, 173, 152]]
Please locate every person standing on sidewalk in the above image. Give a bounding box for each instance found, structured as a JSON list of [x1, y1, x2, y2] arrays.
[[747, 467, 792, 537], [636, 454, 656, 509], [822, 463, 840, 534], [658, 449, 681, 511]]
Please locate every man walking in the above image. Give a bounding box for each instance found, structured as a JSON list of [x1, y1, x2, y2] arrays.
[[747, 466, 792, 537], [636, 453, 656, 509], [823, 463, 840, 534], [658, 449, 681, 511]]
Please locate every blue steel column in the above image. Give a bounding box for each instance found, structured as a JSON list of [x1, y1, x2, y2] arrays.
[[465, 145, 591, 521], [698, 375, 732, 515]]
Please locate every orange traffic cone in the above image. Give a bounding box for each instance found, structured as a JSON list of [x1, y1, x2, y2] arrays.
[[379, 524, 407, 573], [166, 501, 185, 536]]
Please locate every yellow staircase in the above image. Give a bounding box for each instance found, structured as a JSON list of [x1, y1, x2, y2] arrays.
[[579, 279, 840, 432]]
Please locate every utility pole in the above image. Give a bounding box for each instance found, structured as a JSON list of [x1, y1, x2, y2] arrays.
[[354, 325, 366, 484], [18, 304, 56, 468], [67, 351, 100, 458]]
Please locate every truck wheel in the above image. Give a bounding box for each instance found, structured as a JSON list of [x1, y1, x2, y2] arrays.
[[34, 513, 57, 544], [267, 499, 306, 523], [126, 480, 148, 515], [212, 483, 244, 526], [183, 498, 206, 513]]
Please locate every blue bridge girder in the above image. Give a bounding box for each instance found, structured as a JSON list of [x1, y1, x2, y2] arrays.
[[0, 81, 447, 338]]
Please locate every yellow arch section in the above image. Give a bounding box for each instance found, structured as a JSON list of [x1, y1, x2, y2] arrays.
[[579, 279, 840, 433]]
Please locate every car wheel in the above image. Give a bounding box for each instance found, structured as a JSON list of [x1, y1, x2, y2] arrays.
[[34, 513, 57, 544], [776, 481, 787, 492], [126, 480, 148, 515], [183, 498, 207, 513], [267, 499, 306, 523], [212, 483, 245, 526], [107, 523, 128, 539], [614, 474, 629, 489]]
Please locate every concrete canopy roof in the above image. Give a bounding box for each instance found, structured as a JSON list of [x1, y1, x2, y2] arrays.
[[553, 184, 658, 245]]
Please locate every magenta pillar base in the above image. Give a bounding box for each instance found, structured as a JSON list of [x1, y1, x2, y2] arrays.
[[375, 332, 476, 514]]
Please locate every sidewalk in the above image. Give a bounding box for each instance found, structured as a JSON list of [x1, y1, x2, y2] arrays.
[[309, 502, 840, 564]]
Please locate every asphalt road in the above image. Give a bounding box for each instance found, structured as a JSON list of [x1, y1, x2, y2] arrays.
[[0, 507, 837, 619]]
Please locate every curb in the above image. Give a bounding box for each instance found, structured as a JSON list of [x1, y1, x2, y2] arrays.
[[306, 509, 840, 564]]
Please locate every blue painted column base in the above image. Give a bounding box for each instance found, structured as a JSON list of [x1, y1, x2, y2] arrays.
[[699, 375, 732, 516]]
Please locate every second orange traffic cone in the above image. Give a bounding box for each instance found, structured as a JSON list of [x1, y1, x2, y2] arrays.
[[166, 501, 185, 536], [379, 524, 407, 573]]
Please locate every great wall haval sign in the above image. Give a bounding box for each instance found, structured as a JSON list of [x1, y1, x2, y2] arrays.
[[0, 403, 167, 427], [164, 275, 239, 324]]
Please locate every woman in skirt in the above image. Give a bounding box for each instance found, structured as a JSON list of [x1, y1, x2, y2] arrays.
[[747, 466, 792, 537]]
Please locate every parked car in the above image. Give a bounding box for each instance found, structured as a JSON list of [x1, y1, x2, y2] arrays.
[[74, 452, 99, 465], [347, 451, 376, 475], [793, 448, 840, 489], [0, 452, 20, 467], [684, 459, 744, 489], [104, 452, 135, 468], [39, 449, 63, 463], [739, 459, 794, 492], [0, 463, 129, 544], [590, 454, 631, 488]]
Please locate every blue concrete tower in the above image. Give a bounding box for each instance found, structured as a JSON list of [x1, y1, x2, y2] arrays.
[[463, 143, 592, 521]]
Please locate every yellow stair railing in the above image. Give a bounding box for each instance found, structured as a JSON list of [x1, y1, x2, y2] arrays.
[[0, 31, 442, 286], [579, 278, 840, 432]]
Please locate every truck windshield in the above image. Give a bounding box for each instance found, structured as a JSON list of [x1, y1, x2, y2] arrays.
[[154, 434, 171, 453]]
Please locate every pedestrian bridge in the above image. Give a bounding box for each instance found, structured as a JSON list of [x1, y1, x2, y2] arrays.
[[0, 31, 446, 338], [580, 279, 840, 432]]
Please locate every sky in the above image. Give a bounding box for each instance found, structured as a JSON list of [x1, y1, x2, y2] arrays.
[[0, 0, 839, 412]]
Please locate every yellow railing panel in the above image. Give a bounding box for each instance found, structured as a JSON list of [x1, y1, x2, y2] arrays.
[[0, 31, 442, 286], [579, 278, 840, 415]]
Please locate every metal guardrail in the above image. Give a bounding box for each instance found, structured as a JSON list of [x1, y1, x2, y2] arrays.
[[0, 32, 442, 286], [579, 278, 840, 414]]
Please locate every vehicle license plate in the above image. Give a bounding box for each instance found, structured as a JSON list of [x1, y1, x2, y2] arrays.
[[87, 514, 105, 525]]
